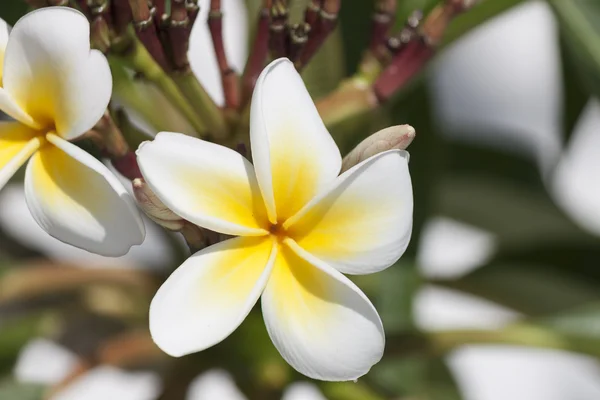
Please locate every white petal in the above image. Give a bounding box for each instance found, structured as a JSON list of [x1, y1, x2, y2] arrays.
[[150, 236, 276, 357], [188, 0, 248, 106], [24, 134, 145, 256], [14, 338, 78, 385], [0, 17, 10, 83], [262, 239, 384, 381], [187, 370, 248, 400], [4, 7, 111, 139], [286, 150, 413, 274], [0, 88, 40, 128], [53, 366, 161, 400], [250, 58, 341, 223], [0, 183, 178, 270], [137, 132, 269, 236], [282, 382, 327, 400], [0, 122, 42, 189]]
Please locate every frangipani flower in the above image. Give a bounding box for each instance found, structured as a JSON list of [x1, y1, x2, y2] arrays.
[[0, 8, 144, 256], [137, 59, 413, 380]]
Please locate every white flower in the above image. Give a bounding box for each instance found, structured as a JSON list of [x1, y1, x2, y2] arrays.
[[137, 58, 413, 381], [0, 8, 144, 256]]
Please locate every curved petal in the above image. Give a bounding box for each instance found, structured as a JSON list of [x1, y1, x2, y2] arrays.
[[261, 239, 384, 381], [250, 58, 341, 223], [24, 134, 145, 256], [286, 150, 413, 275], [150, 236, 277, 357], [0, 17, 10, 83], [0, 122, 42, 189], [0, 88, 41, 129], [137, 132, 269, 236], [4, 7, 111, 139]]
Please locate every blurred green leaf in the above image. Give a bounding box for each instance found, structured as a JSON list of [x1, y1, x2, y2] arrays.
[[559, 34, 590, 145], [377, 261, 422, 334], [370, 357, 462, 400], [444, 0, 527, 45], [0, 379, 44, 400], [549, 0, 600, 98], [395, 0, 439, 30], [538, 302, 600, 341], [437, 173, 593, 250], [435, 244, 600, 315], [0, 1, 28, 25], [302, 28, 346, 99], [0, 314, 47, 374]]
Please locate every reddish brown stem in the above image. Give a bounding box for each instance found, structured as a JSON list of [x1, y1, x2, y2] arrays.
[[289, 23, 310, 63], [372, 39, 433, 102], [209, 0, 240, 109], [187, 0, 200, 27], [295, 0, 340, 70], [304, 0, 322, 28], [269, 0, 289, 59], [168, 0, 192, 70], [111, 152, 143, 180], [88, 0, 113, 27], [74, 0, 92, 16], [373, 0, 474, 102], [154, 0, 167, 23], [90, 15, 111, 53], [112, 0, 133, 35], [128, 0, 170, 70], [369, 0, 396, 53], [242, 7, 270, 104]]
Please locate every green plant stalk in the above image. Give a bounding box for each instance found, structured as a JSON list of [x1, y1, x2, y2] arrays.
[[547, 0, 600, 73], [316, 78, 379, 129], [429, 324, 600, 358], [112, 36, 206, 136], [171, 70, 229, 139]]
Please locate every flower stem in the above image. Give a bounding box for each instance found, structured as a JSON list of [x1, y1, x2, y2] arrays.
[[209, 0, 241, 110], [428, 324, 600, 358], [316, 78, 379, 128], [112, 35, 206, 136], [170, 68, 229, 139]]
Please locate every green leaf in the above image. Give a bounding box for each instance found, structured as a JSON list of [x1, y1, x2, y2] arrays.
[[0, 1, 28, 25], [548, 0, 600, 98], [537, 302, 600, 340], [444, 0, 527, 45], [435, 244, 600, 315], [436, 173, 592, 250], [302, 28, 346, 99], [0, 379, 44, 400], [559, 34, 590, 145], [369, 356, 463, 400]]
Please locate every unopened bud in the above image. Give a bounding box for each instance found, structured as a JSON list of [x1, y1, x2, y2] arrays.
[[341, 125, 415, 172], [132, 178, 185, 231]]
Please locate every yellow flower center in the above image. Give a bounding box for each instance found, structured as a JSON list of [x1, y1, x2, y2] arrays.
[[269, 223, 289, 242]]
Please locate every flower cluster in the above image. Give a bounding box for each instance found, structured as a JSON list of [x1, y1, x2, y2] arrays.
[[0, 0, 472, 382]]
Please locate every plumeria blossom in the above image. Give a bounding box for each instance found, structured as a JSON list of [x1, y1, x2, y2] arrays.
[[137, 58, 413, 381], [0, 7, 144, 256]]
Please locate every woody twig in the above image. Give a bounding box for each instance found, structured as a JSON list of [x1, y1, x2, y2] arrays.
[[295, 0, 340, 70], [242, 2, 271, 104], [208, 0, 241, 109]]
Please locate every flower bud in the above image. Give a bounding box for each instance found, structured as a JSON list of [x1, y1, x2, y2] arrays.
[[132, 178, 185, 231], [341, 124, 415, 172]]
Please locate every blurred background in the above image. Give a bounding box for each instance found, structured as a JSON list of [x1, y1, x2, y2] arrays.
[[0, 0, 600, 399]]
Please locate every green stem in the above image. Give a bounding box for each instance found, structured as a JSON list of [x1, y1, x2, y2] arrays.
[[171, 69, 229, 139], [316, 78, 379, 128], [112, 36, 206, 136], [429, 324, 600, 358]]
